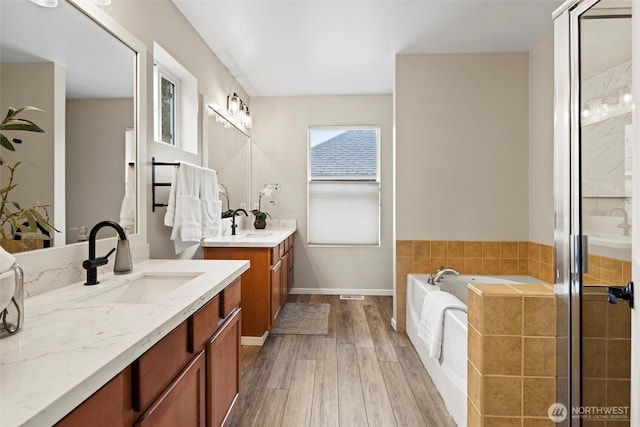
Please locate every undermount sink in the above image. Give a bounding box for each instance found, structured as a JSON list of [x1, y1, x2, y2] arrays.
[[72, 272, 202, 304]]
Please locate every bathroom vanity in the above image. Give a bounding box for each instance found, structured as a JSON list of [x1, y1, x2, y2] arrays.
[[0, 259, 249, 427], [202, 225, 296, 345]]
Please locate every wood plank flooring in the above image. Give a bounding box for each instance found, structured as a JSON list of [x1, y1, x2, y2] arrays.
[[226, 295, 456, 427]]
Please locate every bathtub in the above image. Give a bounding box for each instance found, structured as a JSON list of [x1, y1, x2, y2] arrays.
[[406, 274, 543, 426]]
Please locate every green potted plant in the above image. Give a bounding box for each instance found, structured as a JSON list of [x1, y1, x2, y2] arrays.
[[251, 183, 279, 229], [0, 106, 57, 252]]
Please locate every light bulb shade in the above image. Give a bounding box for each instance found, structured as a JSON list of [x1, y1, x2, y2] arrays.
[[29, 0, 58, 7], [244, 112, 252, 129], [228, 94, 240, 114]]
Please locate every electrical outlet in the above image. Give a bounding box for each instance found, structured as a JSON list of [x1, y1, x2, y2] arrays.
[[253, 203, 259, 210], [240, 203, 246, 209]]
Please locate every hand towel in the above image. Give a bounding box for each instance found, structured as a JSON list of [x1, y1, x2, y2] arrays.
[[418, 290, 467, 360], [164, 166, 178, 227], [200, 167, 222, 238], [168, 162, 203, 254]]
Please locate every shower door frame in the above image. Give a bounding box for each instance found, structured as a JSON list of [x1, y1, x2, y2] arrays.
[[554, 0, 636, 425]]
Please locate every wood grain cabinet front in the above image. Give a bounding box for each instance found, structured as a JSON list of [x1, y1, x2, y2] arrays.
[[204, 233, 294, 339], [206, 308, 241, 427], [135, 351, 206, 427], [56, 372, 125, 427]]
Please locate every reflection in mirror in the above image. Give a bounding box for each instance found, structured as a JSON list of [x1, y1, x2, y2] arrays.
[[580, 9, 632, 262], [207, 106, 250, 223], [0, 0, 136, 251]]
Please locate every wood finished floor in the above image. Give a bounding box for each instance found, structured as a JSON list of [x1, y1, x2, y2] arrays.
[[226, 295, 456, 427]]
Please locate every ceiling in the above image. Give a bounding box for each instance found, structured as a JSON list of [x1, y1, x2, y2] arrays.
[[0, 0, 134, 99], [173, 0, 563, 97]]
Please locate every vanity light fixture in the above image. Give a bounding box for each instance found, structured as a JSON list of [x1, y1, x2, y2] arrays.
[[29, 0, 58, 7], [226, 92, 252, 129]]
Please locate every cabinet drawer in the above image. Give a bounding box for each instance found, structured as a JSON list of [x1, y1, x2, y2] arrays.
[[189, 295, 221, 353], [288, 235, 294, 250], [221, 279, 241, 319], [56, 373, 124, 427], [135, 351, 206, 427], [133, 321, 191, 412], [270, 246, 279, 265]]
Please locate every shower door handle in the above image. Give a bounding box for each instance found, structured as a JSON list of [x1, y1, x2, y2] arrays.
[[607, 281, 634, 309], [571, 234, 588, 273]]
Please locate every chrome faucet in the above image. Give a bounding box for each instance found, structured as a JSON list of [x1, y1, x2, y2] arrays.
[[430, 268, 460, 283], [82, 221, 133, 286], [231, 208, 248, 236], [608, 208, 631, 236]]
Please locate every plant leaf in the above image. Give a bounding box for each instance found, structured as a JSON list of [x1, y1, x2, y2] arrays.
[[1, 123, 44, 133], [0, 134, 15, 151]]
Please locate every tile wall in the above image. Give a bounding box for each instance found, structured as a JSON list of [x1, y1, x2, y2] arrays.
[[395, 240, 555, 331], [466, 283, 557, 426]]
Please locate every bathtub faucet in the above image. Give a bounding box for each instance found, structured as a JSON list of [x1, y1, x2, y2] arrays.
[[430, 268, 460, 283]]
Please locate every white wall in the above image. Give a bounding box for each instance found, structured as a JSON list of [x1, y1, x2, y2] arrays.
[[529, 36, 555, 246], [395, 53, 530, 241], [251, 95, 394, 293], [0, 62, 64, 243], [66, 98, 133, 242], [103, 0, 250, 259]]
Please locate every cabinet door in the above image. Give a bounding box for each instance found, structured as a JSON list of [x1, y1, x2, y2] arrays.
[[206, 308, 241, 427], [270, 260, 282, 324], [135, 352, 206, 427], [281, 252, 289, 305]]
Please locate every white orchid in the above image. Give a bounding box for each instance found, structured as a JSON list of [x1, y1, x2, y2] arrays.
[[252, 182, 280, 220], [218, 183, 233, 217]]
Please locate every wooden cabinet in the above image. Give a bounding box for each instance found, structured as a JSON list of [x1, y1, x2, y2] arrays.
[[57, 372, 125, 427], [270, 260, 282, 324], [57, 279, 242, 427], [135, 352, 206, 427], [204, 233, 295, 339], [206, 308, 241, 427]]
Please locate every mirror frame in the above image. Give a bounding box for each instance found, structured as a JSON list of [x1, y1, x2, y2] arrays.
[[202, 99, 251, 211], [14, 0, 147, 266]]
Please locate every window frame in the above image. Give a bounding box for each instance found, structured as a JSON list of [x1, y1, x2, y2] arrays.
[[306, 125, 381, 247]]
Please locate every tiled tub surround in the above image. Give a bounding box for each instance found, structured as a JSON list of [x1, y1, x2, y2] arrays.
[[0, 259, 249, 426], [466, 283, 557, 426], [581, 287, 632, 424], [395, 240, 555, 331]]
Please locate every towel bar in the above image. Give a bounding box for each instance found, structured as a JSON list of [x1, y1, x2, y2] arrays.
[[151, 157, 179, 212]]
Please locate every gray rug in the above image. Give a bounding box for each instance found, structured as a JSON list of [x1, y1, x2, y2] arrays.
[[270, 303, 330, 335]]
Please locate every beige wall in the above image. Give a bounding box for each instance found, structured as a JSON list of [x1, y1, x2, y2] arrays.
[[251, 95, 394, 293], [66, 98, 133, 242], [528, 36, 555, 246], [395, 53, 530, 242], [104, 0, 250, 259], [0, 62, 63, 243]]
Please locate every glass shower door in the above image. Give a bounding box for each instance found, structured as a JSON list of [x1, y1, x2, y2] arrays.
[[577, 1, 632, 424]]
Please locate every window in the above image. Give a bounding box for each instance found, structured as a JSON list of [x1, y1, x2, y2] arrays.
[[307, 127, 380, 246], [154, 65, 178, 146], [152, 43, 198, 154]]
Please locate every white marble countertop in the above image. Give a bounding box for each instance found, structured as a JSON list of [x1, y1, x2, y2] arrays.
[[0, 259, 249, 427], [202, 224, 296, 248]]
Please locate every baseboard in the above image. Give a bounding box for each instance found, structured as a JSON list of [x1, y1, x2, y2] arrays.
[[391, 317, 397, 331], [288, 288, 393, 296], [241, 332, 268, 346]]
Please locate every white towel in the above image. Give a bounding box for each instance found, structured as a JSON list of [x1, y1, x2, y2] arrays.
[[164, 166, 178, 227], [199, 167, 221, 238], [0, 247, 16, 312], [168, 162, 203, 254], [119, 164, 136, 234], [418, 290, 467, 360]]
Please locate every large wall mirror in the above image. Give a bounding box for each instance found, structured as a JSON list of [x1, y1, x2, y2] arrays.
[[0, 0, 137, 252], [206, 105, 250, 218]]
